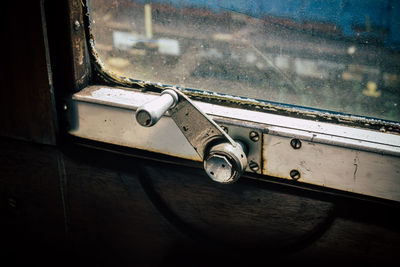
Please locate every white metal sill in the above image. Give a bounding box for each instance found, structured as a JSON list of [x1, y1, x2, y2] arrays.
[[70, 86, 400, 202]]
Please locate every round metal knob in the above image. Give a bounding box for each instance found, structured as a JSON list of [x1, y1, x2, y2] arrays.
[[204, 141, 248, 184]]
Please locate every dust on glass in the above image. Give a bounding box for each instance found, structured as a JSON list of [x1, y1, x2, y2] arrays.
[[88, 0, 400, 122]]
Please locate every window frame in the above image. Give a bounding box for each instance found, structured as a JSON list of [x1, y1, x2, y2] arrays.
[[63, 0, 400, 204]]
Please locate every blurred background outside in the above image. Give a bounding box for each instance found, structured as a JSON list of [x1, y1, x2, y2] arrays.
[[89, 0, 400, 121]]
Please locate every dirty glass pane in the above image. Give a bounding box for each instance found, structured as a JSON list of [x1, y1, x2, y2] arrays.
[[88, 0, 400, 121]]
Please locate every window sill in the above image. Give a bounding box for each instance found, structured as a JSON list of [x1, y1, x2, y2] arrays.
[[70, 85, 400, 202]]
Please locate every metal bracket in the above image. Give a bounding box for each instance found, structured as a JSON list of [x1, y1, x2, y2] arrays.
[[216, 121, 262, 175]]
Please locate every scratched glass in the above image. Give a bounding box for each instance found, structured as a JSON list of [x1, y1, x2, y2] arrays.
[[88, 0, 400, 121]]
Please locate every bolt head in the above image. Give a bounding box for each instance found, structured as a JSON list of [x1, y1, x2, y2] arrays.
[[204, 141, 247, 184], [204, 154, 234, 183]]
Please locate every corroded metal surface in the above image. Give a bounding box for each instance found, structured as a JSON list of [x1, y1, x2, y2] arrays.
[[69, 0, 91, 91]]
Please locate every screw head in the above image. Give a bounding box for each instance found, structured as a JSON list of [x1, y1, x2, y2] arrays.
[[290, 138, 302, 149], [73, 20, 81, 31], [249, 131, 259, 142], [290, 169, 301, 180], [249, 161, 259, 172]]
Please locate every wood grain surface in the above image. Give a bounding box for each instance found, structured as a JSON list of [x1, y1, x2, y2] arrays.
[[1, 0, 57, 145], [2, 138, 400, 265]]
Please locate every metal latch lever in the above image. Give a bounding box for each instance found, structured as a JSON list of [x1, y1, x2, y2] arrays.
[[135, 88, 248, 183]]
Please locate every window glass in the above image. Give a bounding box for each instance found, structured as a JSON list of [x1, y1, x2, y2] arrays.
[[88, 0, 400, 121]]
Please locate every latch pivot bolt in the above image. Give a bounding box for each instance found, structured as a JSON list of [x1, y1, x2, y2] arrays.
[[204, 141, 248, 184]]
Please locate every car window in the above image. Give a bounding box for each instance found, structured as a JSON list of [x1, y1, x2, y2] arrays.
[[88, 0, 400, 122]]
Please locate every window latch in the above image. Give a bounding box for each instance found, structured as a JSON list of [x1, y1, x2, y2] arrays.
[[135, 88, 248, 183]]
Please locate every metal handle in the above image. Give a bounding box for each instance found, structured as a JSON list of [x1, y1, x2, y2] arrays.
[[135, 88, 248, 183], [135, 89, 178, 127]]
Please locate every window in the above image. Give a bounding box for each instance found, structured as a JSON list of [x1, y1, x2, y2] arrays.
[[70, 0, 400, 202], [89, 0, 400, 121]]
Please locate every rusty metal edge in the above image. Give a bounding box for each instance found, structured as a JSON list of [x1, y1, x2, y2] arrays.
[[68, 0, 91, 91]]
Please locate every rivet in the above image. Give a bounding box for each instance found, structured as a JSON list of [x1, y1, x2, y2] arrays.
[[290, 169, 301, 180], [249, 161, 259, 172], [249, 131, 259, 142], [73, 20, 81, 31], [290, 138, 302, 149]]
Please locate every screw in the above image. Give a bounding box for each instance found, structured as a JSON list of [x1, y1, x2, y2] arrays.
[[220, 125, 228, 133], [73, 20, 81, 31], [249, 131, 259, 142], [249, 161, 259, 172], [290, 138, 302, 149], [290, 169, 301, 180]]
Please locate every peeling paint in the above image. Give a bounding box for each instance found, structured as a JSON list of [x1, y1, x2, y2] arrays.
[[311, 134, 317, 143]]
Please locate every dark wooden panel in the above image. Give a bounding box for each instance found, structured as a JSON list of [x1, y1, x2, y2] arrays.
[[0, 138, 65, 265], [145, 162, 400, 265], [1, 137, 400, 265], [63, 143, 400, 265], [63, 154, 186, 266], [0, 0, 57, 145], [292, 217, 400, 265], [145, 164, 335, 249]]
